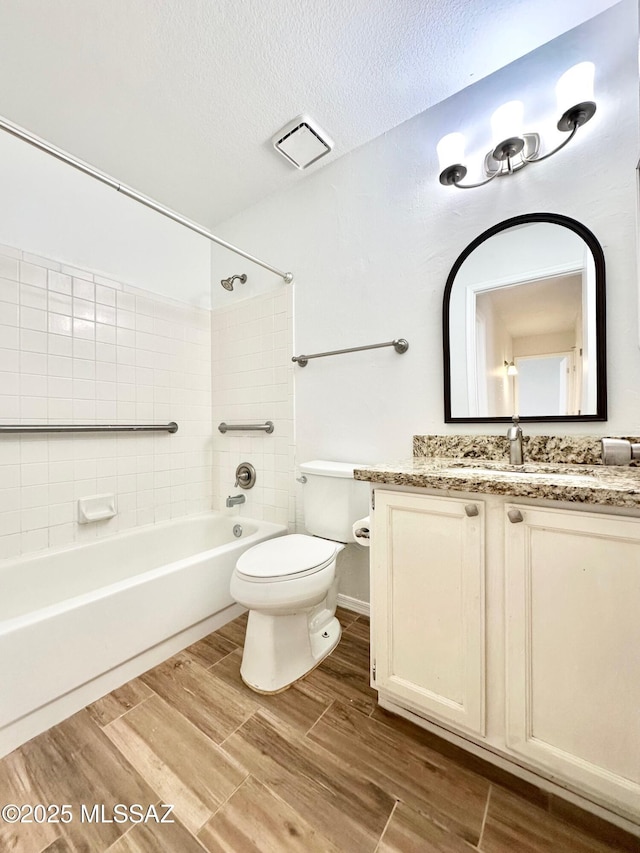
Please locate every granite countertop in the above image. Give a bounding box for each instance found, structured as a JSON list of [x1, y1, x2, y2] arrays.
[[354, 457, 640, 509]]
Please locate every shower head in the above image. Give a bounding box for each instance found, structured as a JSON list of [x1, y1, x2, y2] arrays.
[[220, 273, 247, 291]]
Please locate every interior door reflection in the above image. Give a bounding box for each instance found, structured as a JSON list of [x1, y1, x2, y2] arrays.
[[515, 353, 575, 416]]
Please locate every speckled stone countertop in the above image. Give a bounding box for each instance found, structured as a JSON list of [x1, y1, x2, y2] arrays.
[[412, 434, 640, 466], [354, 435, 640, 508]]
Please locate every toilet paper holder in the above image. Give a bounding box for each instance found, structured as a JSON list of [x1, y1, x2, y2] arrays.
[[352, 515, 371, 546]]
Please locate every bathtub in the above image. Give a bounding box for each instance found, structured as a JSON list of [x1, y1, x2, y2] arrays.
[[0, 512, 286, 757]]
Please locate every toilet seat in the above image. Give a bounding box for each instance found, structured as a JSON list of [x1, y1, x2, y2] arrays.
[[235, 533, 338, 582]]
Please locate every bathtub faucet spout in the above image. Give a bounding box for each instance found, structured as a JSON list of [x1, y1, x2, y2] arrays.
[[226, 494, 246, 507]]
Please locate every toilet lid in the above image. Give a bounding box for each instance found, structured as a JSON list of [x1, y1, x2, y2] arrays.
[[236, 534, 338, 580]]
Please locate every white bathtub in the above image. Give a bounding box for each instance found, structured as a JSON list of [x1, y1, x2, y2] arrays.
[[0, 512, 286, 757]]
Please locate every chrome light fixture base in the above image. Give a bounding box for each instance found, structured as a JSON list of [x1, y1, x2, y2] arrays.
[[491, 135, 526, 161], [437, 75, 597, 190], [439, 163, 468, 186], [485, 133, 540, 177], [557, 100, 596, 132]]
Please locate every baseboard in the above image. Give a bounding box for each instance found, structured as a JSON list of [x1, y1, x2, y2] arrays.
[[337, 593, 370, 617]]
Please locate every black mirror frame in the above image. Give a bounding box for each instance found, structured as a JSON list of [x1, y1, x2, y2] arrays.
[[443, 212, 607, 423]]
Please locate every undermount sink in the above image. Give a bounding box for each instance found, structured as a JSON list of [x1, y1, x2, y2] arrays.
[[437, 460, 605, 486], [442, 467, 600, 484]]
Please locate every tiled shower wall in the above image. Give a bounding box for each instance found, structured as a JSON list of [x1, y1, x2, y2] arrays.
[[211, 289, 295, 528], [0, 244, 212, 560]]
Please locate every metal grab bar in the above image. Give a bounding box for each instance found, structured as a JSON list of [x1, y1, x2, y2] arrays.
[[0, 422, 178, 434], [292, 338, 409, 367], [218, 421, 274, 434]]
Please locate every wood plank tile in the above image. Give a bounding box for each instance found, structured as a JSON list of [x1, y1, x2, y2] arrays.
[[222, 709, 395, 852], [86, 678, 154, 727], [214, 614, 247, 647], [548, 795, 640, 853], [106, 814, 208, 852], [370, 705, 549, 809], [104, 695, 247, 834], [298, 650, 377, 715], [378, 801, 477, 852], [344, 615, 371, 642], [140, 655, 255, 743], [42, 840, 74, 853], [307, 701, 489, 846], [0, 709, 158, 853], [482, 786, 630, 853], [210, 648, 330, 733], [330, 627, 370, 673], [336, 606, 360, 629], [197, 775, 343, 852], [182, 632, 238, 669], [0, 748, 60, 853]]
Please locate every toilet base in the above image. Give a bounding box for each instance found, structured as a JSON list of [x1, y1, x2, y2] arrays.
[[240, 611, 342, 694]]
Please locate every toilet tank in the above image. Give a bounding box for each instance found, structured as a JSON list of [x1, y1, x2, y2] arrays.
[[299, 460, 370, 542]]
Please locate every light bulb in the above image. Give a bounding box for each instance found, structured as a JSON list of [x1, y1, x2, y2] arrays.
[[436, 132, 466, 170], [491, 101, 524, 147], [556, 62, 595, 114]]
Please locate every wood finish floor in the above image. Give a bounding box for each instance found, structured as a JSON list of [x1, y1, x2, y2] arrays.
[[1, 608, 638, 852]]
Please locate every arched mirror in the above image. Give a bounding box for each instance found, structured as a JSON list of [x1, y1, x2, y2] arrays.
[[443, 213, 606, 423]]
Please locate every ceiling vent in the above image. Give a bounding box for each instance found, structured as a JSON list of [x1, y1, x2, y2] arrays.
[[272, 115, 333, 169]]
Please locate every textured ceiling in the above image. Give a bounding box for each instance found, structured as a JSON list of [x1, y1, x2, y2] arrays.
[[0, 0, 620, 227]]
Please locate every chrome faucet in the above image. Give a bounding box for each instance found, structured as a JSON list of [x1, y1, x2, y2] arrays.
[[507, 415, 523, 465], [226, 494, 246, 507]]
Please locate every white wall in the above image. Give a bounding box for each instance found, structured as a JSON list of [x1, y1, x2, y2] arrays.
[[0, 129, 211, 306], [212, 0, 639, 461], [210, 0, 639, 603]]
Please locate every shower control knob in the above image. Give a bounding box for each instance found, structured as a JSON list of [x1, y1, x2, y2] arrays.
[[235, 462, 256, 489]]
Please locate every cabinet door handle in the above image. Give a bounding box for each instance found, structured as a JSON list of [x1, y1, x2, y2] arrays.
[[465, 504, 479, 517], [507, 509, 524, 524]]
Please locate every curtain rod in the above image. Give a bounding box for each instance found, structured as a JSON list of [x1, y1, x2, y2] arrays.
[[0, 115, 294, 284]]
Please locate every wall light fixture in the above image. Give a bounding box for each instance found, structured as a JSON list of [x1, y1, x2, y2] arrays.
[[437, 62, 596, 189], [504, 361, 518, 376]]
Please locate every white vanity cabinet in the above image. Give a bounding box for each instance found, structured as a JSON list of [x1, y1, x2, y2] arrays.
[[504, 503, 640, 819], [370, 486, 640, 828], [371, 490, 486, 736]]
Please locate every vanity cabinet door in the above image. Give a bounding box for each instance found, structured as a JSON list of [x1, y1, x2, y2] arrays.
[[372, 490, 486, 736], [505, 504, 640, 819]]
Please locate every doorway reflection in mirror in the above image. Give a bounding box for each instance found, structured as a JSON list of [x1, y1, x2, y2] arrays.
[[444, 214, 605, 422]]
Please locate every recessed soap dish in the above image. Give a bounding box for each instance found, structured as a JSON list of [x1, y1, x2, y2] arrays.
[[78, 493, 117, 524]]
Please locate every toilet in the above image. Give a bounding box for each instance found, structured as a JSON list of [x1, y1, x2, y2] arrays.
[[230, 460, 369, 693]]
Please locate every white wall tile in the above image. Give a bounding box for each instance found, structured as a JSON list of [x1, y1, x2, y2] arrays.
[[211, 288, 294, 529], [0, 246, 213, 559], [20, 262, 47, 288], [48, 271, 72, 294], [0, 279, 18, 304]]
